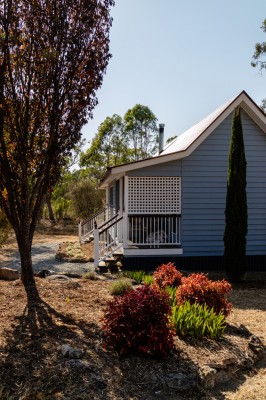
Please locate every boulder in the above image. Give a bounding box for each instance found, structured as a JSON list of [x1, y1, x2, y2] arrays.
[[0, 267, 19, 281]]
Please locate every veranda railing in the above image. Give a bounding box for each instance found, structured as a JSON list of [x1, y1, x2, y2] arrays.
[[128, 214, 181, 248], [78, 207, 107, 243]]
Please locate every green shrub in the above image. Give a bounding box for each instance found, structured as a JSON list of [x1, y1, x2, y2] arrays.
[[122, 270, 146, 284], [109, 278, 133, 295], [102, 284, 174, 356], [172, 301, 226, 339], [153, 262, 183, 289], [177, 273, 232, 316]]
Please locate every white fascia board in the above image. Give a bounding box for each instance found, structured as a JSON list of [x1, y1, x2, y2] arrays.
[[240, 98, 266, 133], [100, 172, 125, 188], [110, 152, 185, 174]]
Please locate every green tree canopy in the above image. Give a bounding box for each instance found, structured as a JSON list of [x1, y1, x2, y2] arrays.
[[251, 19, 266, 70], [80, 104, 158, 181], [124, 104, 158, 160], [251, 19, 266, 111], [69, 179, 104, 220], [80, 114, 131, 181]]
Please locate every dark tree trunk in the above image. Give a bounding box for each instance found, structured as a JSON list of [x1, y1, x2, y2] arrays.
[[17, 237, 34, 284], [46, 194, 56, 222], [15, 217, 36, 293], [16, 229, 41, 301]]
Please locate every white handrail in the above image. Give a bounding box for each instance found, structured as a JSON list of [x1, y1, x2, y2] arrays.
[[94, 215, 123, 267], [78, 207, 108, 243]]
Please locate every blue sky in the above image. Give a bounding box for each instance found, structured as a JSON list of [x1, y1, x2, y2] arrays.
[[81, 1, 266, 150]]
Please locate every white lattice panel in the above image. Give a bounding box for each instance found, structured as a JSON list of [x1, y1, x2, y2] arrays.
[[128, 176, 181, 214]]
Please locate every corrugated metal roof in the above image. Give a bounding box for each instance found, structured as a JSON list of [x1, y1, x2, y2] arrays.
[[160, 93, 239, 155]]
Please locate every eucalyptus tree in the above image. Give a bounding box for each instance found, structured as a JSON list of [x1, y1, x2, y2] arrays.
[[124, 104, 158, 160], [251, 19, 266, 111], [0, 0, 114, 296], [80, 104, 159, 181], [80, 114, 131, 182]]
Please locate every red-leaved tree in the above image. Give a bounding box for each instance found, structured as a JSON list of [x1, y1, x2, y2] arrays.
[[0, 0, 114, 297]]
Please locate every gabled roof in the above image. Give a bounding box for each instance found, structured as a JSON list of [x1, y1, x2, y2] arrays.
[[161, 94, 239, 155], [100, 90, 266, 187]]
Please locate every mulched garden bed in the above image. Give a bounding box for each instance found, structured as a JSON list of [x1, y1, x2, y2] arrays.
[[0, 275, 265, 400]]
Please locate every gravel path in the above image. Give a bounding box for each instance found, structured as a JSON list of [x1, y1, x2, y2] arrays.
[[6, 242, 94, 276]]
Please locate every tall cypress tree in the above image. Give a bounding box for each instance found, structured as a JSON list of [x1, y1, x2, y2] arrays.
[[224, 107, 248, 282]]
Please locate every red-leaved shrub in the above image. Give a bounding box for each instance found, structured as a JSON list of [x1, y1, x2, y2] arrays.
[[153, 262, 183, 289], [176, 273, 232, 317], [102, 284, 174, 356]]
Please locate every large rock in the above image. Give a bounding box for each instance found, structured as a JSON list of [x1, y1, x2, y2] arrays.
[[0, 267, 19, 281]]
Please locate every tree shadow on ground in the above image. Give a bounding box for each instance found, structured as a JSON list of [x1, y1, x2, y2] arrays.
[[0, 288, 201, 400], [0, 282, 264, 400], [0, 292, 106, 399]]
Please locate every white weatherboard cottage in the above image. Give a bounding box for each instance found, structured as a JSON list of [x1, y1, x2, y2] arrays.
[[79, 91, 266, 272]]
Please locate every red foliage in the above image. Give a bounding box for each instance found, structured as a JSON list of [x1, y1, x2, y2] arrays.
[[102, 285, 174, 356], [176, 273, 232, 317], [153, 262, 183, 289]]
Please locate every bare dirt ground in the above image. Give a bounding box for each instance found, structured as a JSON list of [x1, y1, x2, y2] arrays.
[[0, 223, 265, 399], [0, 221, 79, 264]]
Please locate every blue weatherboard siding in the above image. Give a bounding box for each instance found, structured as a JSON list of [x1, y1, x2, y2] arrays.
[[127, 161, 182, 176], [127, 109, 266, 258]]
